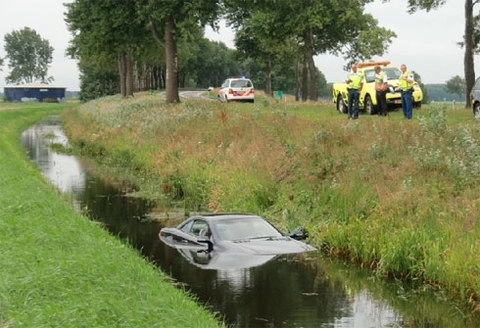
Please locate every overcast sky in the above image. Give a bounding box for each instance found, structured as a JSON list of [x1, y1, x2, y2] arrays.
[[0, 0, 474, 91], [0, 0, 77, 90]]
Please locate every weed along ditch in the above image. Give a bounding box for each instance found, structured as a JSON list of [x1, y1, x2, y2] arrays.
[[20, 116, 480, 327]]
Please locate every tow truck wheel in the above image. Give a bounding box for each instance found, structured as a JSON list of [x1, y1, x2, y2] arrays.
[[364, 95, 376, 115], [337, 95, 347, 113]]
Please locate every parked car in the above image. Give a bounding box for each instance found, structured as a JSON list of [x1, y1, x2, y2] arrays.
[[332, 60, 423, 115], [471, 77, 480, 119], [158, 213, 316, 269], [217, 77, 255, 103]]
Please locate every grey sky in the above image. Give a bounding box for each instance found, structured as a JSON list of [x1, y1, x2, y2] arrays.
[[0, 0, 473, 92]]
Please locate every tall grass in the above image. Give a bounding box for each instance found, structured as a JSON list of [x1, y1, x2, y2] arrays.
[[0, 101, 223, 327], [62, 94, 480, 309]]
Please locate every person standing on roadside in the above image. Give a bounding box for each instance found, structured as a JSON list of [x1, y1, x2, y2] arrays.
[[374, 65, 388, 116], [400, 64, 415, 119], [346, 64, 364, 119]]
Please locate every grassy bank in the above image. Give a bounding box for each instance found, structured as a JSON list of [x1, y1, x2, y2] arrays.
[[0, 102, 223, 327], [61, 93, 480, 311]]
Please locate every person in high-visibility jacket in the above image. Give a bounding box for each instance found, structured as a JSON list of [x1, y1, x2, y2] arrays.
[[374, 66, 388, 116], [345, 64, 364, 119], [399, 64, 415, 119]]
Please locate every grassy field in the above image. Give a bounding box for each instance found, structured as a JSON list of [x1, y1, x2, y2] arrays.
[[61, 92, 480, 311], [0, 101, 224, 327]]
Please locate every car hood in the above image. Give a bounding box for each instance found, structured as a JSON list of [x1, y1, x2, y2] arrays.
[[219, 237, 316, 255]]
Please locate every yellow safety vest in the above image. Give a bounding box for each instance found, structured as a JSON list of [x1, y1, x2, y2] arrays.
[[375, 71, 387, 91], [348, 72, 364, 89], [400, 70, 414, 90]]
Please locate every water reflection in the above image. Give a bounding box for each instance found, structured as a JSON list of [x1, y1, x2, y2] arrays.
[[21, 117, 480, 327], [20, 117, 86, 211]]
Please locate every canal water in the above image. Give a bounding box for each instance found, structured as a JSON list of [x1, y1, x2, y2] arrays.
[[20, 117, 480, 327]]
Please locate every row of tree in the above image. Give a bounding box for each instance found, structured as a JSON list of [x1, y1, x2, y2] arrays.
[[1, 1, 479, 105], [63, 0, 397, 102]]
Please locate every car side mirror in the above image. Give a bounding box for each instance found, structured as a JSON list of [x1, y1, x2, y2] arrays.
[[197, 238, 214, 252], [287, 226, 309, 240]]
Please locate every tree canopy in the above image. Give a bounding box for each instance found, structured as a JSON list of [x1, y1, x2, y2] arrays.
[[224, 0, 395, 101], [65, 0, 397, 102], [384, 0, 477, 107], [445, 75, 466, 97], [3, 27, 53, 85]]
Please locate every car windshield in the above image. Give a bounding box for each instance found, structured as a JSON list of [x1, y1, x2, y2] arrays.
[[474, 77, 480, 89], [221, 80, 229, 88], [230, 80, 252, 88], [213, 217, 282, 241], [384, 67, 401, 80], [364, 67, 401, 83]]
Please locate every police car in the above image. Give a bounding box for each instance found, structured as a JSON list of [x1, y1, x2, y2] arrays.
[[217, 77, 255, 103]]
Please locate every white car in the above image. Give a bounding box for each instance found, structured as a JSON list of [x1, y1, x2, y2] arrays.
[[217, 77, 255, 103]]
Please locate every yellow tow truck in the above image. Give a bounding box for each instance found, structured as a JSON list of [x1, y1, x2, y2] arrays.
[[332, 61, 423, 115]]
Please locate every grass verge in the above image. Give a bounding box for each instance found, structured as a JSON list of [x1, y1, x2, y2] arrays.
[[0, 102, 223, 327]]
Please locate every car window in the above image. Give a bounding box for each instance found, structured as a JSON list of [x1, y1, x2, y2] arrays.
[[364, 70, 375, 83], [384, 68, 401, 80], [231, 80, 252, 88], [180, 220, 193, 234], [221, 80, 230, 88], [189, 219, 209, 237], [214, 217, 282, 241], [474, 77, 480, 89]]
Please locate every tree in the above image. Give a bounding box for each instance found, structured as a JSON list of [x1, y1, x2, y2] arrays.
[[225, 0, 395, 101], [3, 27, 53, 85], [445, 75, 466, 98], [138, 0, 222, 103], [65, 0, 151, 98], [234, 13, 289, 97], [190, 39, 242, 88], [389, 0, 477, 108]]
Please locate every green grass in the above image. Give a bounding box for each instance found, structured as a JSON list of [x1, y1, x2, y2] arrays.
[[61, 93, 480, 311], [0, 102, 224, 327]]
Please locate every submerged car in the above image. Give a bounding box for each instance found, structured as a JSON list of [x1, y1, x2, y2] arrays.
[[158, 213, 316, 269], [217, 77, 255, 103]]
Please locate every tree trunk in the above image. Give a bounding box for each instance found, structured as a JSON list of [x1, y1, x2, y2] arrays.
[[464, 0, 475, 108], [301, 49, 309, 101], [302, 28, 317, 101], [295, 59, 300, 101], [302, 29, 318, 101], [165, 15, 180, 103], [118, 52, 127, 97], [125, 53, 134, 97], [118, 52, 134, 97], [307, 48, 317, 101], [265, 57, 272, 97]]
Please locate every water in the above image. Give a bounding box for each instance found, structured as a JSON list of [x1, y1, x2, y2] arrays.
[[20, 117, 480, 327]]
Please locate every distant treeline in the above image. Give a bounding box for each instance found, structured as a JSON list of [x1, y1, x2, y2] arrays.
[[423, 84, 464, 102]]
